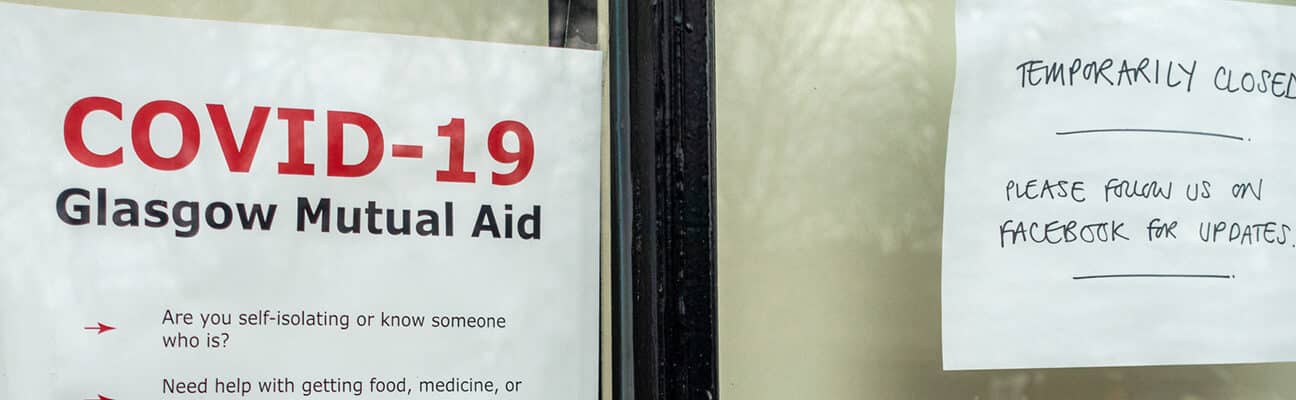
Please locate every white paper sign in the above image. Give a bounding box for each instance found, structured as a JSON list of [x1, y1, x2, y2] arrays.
[[0, 3, 600, 399], [944, 0, 1296, 370]]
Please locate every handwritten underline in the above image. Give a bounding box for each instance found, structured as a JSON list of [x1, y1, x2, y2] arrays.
[[1055, 128, 1247, 142], [1072, 274, 1235, 280]]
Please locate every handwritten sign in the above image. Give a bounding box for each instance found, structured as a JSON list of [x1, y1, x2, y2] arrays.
[[943, 0, 1296, 370]]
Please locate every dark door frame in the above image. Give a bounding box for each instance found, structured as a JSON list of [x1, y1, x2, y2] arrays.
[[551, 1, 717, 398], [610, 0, 718, 399]]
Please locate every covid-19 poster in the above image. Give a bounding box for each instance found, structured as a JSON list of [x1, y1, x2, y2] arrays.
[[0, 3, 601, 399]]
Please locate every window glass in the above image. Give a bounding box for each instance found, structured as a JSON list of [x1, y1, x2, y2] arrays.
[[717, 0, 1296, 398]]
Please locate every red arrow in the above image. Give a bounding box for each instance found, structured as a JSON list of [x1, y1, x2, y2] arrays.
[[83, 323, 115, 335], [85, 395, 112, 400]]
